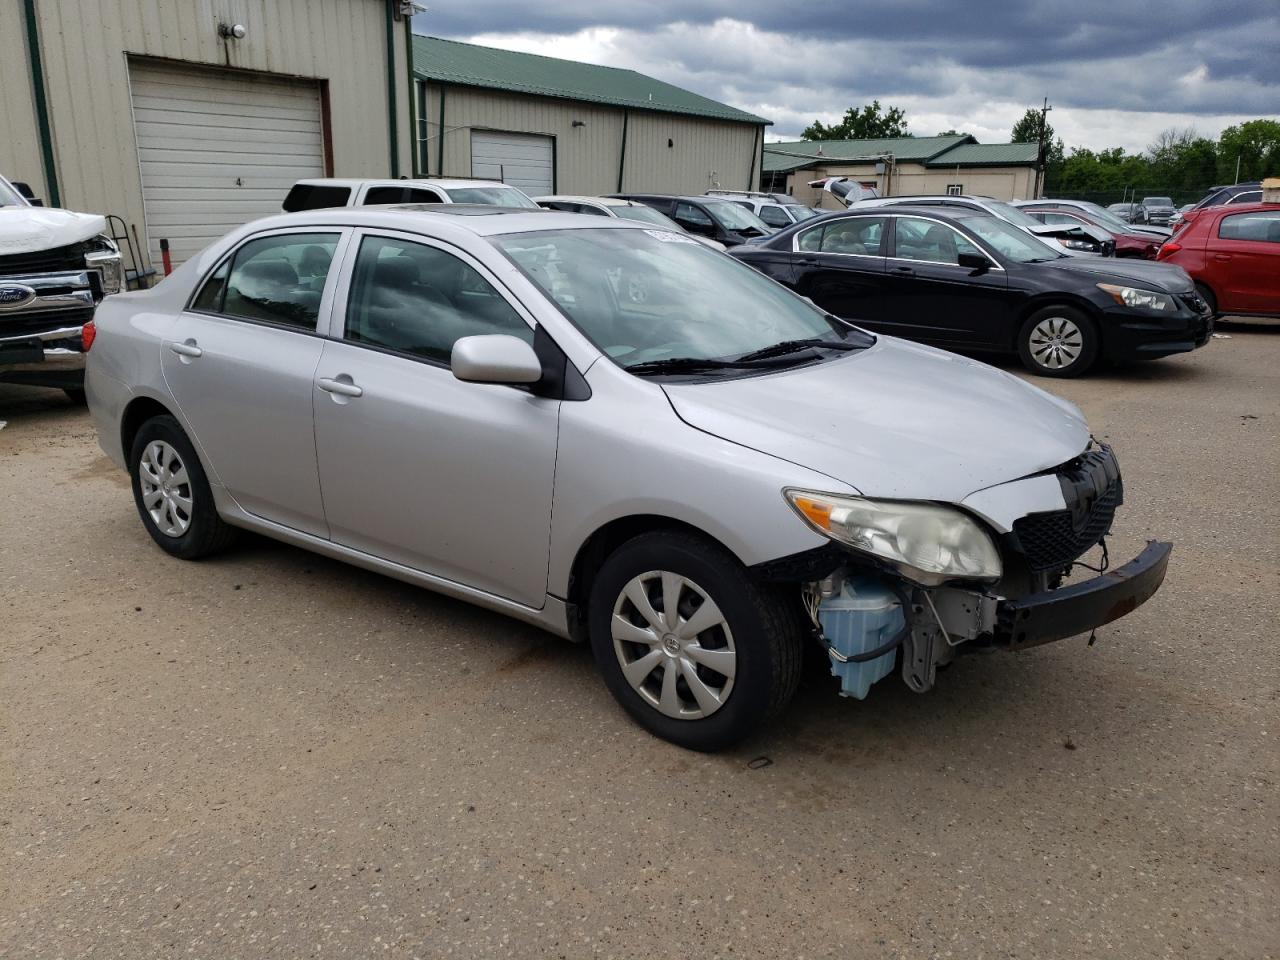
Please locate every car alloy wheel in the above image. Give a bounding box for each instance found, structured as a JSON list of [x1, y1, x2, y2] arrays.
[[1028, 315, 1084, 371], [611, 570, 737, 719], [138, 439, 194, 537]]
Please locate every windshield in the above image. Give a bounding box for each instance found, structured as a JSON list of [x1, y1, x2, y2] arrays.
[[956, 215, 1064, 262], [0, 178, 27, 207], [494, 228, 860, 372], [704, 200, 772, 233], [983, 199, 1043, 228], [611, 204, 685, 230], [788, 205, 820, 221], [1144, 197, 1174, 207], [445, 186, 539, 208]]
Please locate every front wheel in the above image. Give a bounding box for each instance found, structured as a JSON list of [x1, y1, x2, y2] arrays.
[[1195, 282, 1219, 319], [129, 414, 237, 559], [1016, 305, 1099, 377], [587, 532, 804, 751]]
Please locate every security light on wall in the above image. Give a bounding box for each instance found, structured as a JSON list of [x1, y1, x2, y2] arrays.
[[572, 120, 586, 128], [218, 22, 247, 39]]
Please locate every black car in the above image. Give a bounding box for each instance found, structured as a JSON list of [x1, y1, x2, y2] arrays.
[[729, 207, 1212, 377], [609, 194, 774, 245]]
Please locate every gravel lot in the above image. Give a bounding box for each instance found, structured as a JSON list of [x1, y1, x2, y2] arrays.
[[2, 326, 1277, 959]]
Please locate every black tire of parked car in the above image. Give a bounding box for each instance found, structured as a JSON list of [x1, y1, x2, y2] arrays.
[[587, 531, 805, 752], [1016, 304, 1100, 378], [1195, 282, 1219, 319], [129, 414, 238, 560], [63, 387, 86, 405]]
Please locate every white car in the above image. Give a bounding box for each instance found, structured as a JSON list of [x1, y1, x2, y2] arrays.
[[705, 190, 821, 229], [534, 195, 726, 251], [283, 178, 540, 212]]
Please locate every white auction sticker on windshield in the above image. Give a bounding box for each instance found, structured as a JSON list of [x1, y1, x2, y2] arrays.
[[644, 229, 698, 244]]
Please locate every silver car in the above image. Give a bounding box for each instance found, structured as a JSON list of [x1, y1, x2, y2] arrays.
[[85, 206, 1171, 750]]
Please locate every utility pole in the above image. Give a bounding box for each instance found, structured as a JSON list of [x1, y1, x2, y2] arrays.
[[1033, 96, 1053, 198]]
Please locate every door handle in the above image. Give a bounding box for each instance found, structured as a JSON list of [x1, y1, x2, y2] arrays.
[[1213, 254, 1232, 262], [798, 255, 819, 264], [892, 265, 916, 276], [169, 339, 202, 359], [318, 376, 363, 399]]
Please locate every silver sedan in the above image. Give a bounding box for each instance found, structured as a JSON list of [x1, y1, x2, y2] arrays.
[[86, 206, 1170, 750]]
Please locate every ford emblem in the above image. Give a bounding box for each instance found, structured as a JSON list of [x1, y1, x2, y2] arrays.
[[0, 283, 37, 310]]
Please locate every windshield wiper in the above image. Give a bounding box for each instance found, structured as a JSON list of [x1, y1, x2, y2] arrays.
[[625, 353, 821, 376], [734, 337, 865, 362]]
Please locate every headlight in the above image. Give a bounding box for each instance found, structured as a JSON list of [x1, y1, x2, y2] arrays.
[[84, 234, 123, 296], [1097, 282, 1173, 311], [784, 489, 1002, 585], [1059, 238, 1094, 251]]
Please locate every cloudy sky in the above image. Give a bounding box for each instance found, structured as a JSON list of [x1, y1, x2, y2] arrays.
[[412, 1, 1279, 153]]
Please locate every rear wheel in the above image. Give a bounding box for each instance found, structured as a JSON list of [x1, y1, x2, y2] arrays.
[[587, 531, 804, 751], [129, 415, 237, 559], [1016, 305, 1099, 377]]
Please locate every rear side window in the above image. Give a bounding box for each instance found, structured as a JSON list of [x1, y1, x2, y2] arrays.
[[363, 185, 447, 205], [797, 218, 886, 255], [1226, 191, 1262, 205], [1219, 211, 1280, 243], [282, 184, 351, 212], [216, 233, 339, 329]]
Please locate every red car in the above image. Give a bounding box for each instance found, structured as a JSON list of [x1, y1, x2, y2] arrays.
[[1158, 203, 1280, 318], [1020, 206, 1162, 259]]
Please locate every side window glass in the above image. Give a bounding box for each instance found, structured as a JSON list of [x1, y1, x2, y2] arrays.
[[404, 187, 445, 204], [674, 202, 714, 227], [895, 217, 964, 264], [797, 225, 824, 252], [222, 233, 338, 329], [191, 258, 230, 312], [759, 206, 790, 227], [344, 235, 534, 364], [577, 204, 611, 216], [363, 186, 406, 205], [1219, 211, 1280, 243], [820, 217, 885, 255]]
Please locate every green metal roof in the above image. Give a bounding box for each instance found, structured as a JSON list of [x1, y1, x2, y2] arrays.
[[924, 142, 1039, 167], [412, 36, 769, 125]]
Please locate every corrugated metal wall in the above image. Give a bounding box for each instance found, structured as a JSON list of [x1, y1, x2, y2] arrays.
[[0, 0, 412, 274], [420, 83, 761, 196]]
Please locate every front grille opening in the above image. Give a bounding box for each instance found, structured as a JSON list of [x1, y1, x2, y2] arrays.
[[1013, 480, 1122, 573]]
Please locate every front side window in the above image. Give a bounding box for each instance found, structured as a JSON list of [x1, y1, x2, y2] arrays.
[[893, 217, 983, 264], [205, 233, 338, 329], [344, 235, 533, 363], [954, 214, 1060, 262], [495, 228, 862, 370], [1219, 210, 1280, 243], [674, 202, 714, 227]]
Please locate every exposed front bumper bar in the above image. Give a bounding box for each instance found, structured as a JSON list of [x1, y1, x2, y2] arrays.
[[995, 541, 1172, 649]]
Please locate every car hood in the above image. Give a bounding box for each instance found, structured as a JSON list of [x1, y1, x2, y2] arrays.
[[662, 337, 1089, 503], [1039, 255, 1193, 292], [1028, 222, 1110, 243], [0, 206, 106, 256], [1128, 224, 1172, 238]]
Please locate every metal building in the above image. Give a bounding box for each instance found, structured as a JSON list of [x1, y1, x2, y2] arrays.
[[2, 0, 415, 273], [411, 37, 770, 197]]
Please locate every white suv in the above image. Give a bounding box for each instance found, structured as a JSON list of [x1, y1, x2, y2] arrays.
[[705, 191, 820, 229], [283, 178, 540, 212]]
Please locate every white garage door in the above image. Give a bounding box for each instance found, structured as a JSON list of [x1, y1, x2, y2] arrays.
[[129, 60, 325, 268], [470, 131, 554, 196]]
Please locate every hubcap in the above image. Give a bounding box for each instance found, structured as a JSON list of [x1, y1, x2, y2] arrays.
[[138, 440, 193, 537], [1028, 316, 1084, 370], [611, 570, 736, 720]]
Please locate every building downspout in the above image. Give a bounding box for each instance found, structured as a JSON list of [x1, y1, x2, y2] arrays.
[[402, 15, 418, 177], [384, 0, 399, 177], [616, 110, 629, 192], [437, 84, 446, 176], [746, 126, 759, 191], [21, 0, 60, 207]]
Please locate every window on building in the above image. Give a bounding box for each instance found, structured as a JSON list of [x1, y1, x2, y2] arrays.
[[946, 184, 964, 197]]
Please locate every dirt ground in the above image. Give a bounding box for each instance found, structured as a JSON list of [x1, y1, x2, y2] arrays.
[[2, 324, 1277, 959]]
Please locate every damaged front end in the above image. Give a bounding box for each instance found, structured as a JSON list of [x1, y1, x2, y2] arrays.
[[758, 444, 1172, 699]]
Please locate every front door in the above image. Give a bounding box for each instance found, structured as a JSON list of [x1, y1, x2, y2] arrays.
[[312, 231, 559, 607], [883, 215, 1013, 348], [160, 230, 345, 537]]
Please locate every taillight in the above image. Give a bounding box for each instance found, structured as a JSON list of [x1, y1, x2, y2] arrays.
[[82, 319, 96, 351]]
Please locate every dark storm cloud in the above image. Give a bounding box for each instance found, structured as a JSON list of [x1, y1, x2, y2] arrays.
[[415, 0, 1280, 142]]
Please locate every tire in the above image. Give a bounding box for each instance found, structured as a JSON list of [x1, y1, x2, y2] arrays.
[[129, 414, 237, 559], [1016, 305, 1100, 378], [587, 531, 804, 751], [1195, 282, 1219, 319], [63, 387, 87, 405]]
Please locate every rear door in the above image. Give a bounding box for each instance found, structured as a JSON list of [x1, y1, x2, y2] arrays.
[[787, 217, 889, 323], [1212, 210, 1280, 314], [883, 215, 1013, 347], [161, 229, 348, 536]]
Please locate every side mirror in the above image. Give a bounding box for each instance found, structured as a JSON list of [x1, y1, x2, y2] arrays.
[[957, 252, 990, 274], [12, 181, 43, 206], [451, 334, 543, 385]]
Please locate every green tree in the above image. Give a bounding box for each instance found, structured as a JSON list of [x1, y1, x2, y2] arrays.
[[1216, 119, 1280, 182], [802, 100, 911, 140], [1011, 107, 1053, 145], [935, 129, 963, 136]]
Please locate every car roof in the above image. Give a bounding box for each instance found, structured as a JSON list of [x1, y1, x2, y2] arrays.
[[534, 195, 638, 207], [242, 204, 652, 238], [292, 178, 522, 190], [1203, 201, 1280, 216]]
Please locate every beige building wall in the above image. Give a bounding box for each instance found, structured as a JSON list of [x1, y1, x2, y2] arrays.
[[787, 162, 1036, 206], [1, 0, 412, 263], [420, 83, 762, 195]]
